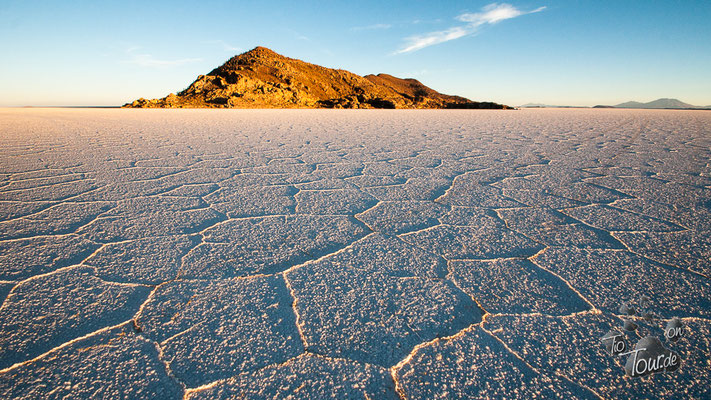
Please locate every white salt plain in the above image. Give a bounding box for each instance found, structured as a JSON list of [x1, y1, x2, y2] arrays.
[[0, 108, 709, 399]]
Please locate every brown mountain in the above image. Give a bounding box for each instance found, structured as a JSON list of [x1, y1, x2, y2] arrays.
[[124, 47, 508, 109]]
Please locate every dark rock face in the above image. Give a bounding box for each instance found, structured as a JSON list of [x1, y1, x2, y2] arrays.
[[124, 46, 509, 109]]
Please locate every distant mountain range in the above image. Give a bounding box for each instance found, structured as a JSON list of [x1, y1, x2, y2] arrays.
[[596, 98, 709, 110], [124, 47, 508, 109], [518, 103, 583, 108], [520, 98, 709, 110]]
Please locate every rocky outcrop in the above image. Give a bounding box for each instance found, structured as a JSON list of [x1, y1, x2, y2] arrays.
[[124, 47, 509, 109]]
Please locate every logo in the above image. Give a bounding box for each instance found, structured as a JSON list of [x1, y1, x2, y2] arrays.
[[622, 336, 681, 377], [600, 295, 685, 378]]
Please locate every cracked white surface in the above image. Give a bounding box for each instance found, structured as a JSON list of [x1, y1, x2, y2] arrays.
[[0, 266, 150, 369], [186, 353, 397, 399], [0, 323, 183, 399], [394, 325, 596, 399], [0, 108, 709, 398], [134, 274, 303, 387]]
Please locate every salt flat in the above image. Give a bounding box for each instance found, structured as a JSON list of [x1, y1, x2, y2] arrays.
[[0, 108, 709, 399]]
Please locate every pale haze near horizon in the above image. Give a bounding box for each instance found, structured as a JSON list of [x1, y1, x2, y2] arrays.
[[1, 0, 709, 107]]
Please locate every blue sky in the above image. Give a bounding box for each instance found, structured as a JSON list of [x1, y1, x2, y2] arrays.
[[1, 1, 710, 106]]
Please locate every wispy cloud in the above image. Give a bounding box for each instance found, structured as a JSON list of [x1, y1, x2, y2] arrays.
[[412, 18, 443, 25], [457, 3, 545, 24], [396, 3, 545, 54], [403, 69, 431, 77], [124, 47, 202, 68], [283, 28, 311, 41], [351, 23, 392, 32], [127, 54, 203, 67], [202, 40, 241, 52]]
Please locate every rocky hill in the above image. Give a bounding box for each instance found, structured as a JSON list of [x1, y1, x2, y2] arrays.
[[124, 47, 508, 109]]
